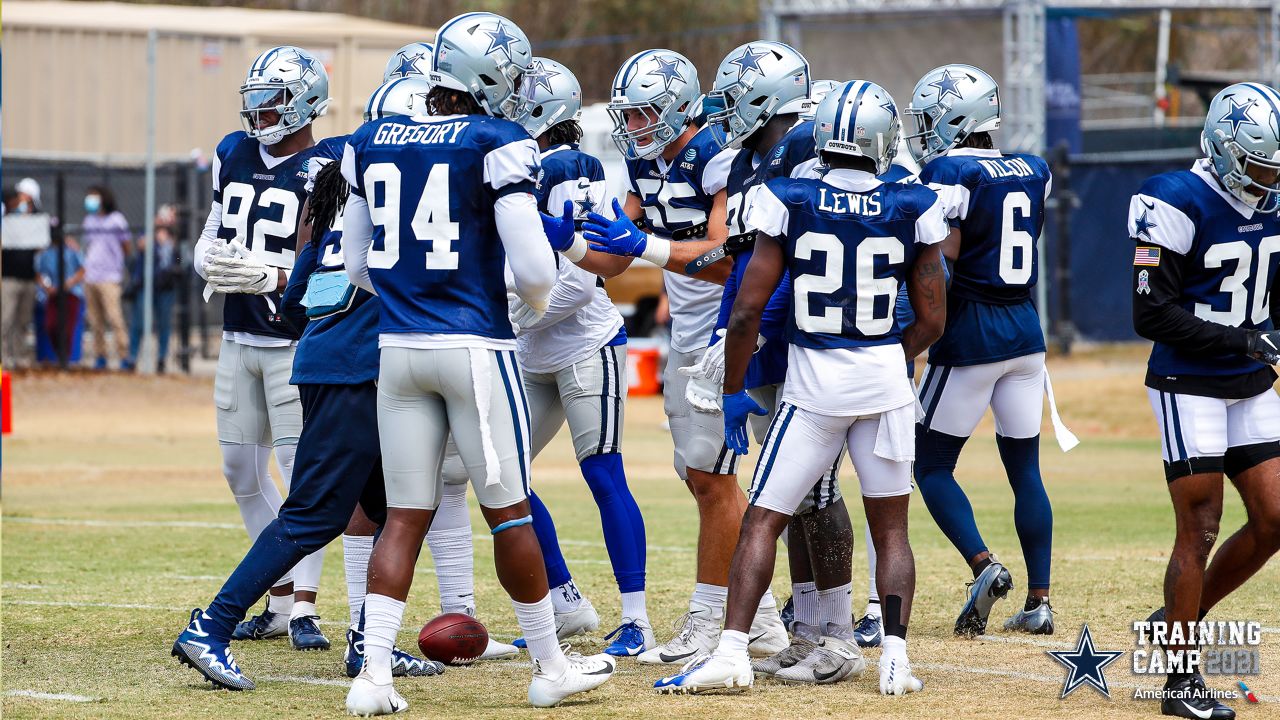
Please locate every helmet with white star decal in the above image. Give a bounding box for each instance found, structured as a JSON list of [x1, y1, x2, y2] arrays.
[[1202, 82, 1280, 213], [514, 58, 582, 140], [705, 41, 811, 149], [430, 12, 532, 120], [607, 49, 701, 160], [384, 42, 433, 82], [239, 46, 330, 146], [904, 64, 1000, 164], [364, 77, 433, 122]]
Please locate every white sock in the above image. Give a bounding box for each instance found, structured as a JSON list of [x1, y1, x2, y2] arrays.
[[513, 595, 566, 677], [715, 629, 749, 659], [620, 591, 648, 624], [757, 588, 778, 610], [426, 525, 475, 614], [818, 583, 854, 640], [363, 594, 406, 684], [290, 600, 317, 621], [691, 583, 727, 620], [881, 633, 907, 663], [550, 579, 584, 614], [267, 592, 293, 616], [793, 581, 820, 641], [865, 523, 879, 604], [865, 599, 882, 620], [342, 534, 374, 627]]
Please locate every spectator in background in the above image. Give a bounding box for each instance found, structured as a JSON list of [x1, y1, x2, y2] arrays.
[[35, 236, 86, 365], [79, 185, 132, 370], [1, 183, 41, 369], [126, 218, 182, 374]]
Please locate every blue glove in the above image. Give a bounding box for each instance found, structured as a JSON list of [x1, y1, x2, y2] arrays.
[[540, 200, 576, 252], [583, 198, 648, 257], [722, 390, 768, 455]]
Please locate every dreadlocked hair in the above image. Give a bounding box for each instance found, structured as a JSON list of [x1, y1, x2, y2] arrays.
[[428, 86, 483, 117], [960, 131, 994, 150], [544, 119, 583, 147], [304, 161, 348, 244]]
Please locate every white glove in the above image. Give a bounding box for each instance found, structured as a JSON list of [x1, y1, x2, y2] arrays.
[[678, 329, 729, 387], [677, 330, 766, 413], [200, 240, 234, 276], [684, 373, 723, 414], [206, 245, 280, 295], [507, 294, 545, 335]]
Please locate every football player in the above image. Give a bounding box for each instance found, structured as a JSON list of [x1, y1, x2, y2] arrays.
[[339, 14, 614, 713], [656, 81, 944, 696], [568, 48, 787, 665], [191, 45, 336, 650], [1129, 82, 1280, 720], [905, 64, 1076, 637]]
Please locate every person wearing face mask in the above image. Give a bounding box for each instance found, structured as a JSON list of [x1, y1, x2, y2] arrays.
[[1, 183, 41, 368], [79, 185, 133, 370]]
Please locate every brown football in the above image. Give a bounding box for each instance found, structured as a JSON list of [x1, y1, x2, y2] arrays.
[[417, 612, 489, 665]]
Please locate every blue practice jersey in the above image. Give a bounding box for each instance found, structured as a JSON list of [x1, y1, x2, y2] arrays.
[[748, 172, 946, 350], [626, 125, 729, 239], [341, 114, 539, 339], [920, 148, 1050, 366], [212, 131, 345, 339], [282, 237, 380, 386], [1130, 160, 1280, 381]]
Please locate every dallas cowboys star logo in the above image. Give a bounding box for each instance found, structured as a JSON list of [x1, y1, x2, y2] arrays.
[[1218, 97, 1259, 138], [1134, 209, 1158, 239], [880, 99, 897, 117], [393, 51, 424, 78], [485, 22, 520, 61], [1046, 625, 1124, 698], [929, 69, 965, 102], [288, 52, 318, 75], [576, 191, 596, 216], [728, 45, 769, 79], [648, 55, 685, 91], [528, 60, 559, 95]]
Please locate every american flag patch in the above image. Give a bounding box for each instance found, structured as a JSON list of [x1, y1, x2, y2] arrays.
[[1134, 247, 1161, 266]]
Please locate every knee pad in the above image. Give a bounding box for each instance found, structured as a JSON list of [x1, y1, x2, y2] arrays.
[[221, 443, 268, 497], [490, 514, 532, 535]]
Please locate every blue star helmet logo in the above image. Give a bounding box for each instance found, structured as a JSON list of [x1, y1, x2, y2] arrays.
[[393, 51, 424, 78], [728, 45, 769, 79], [1219, 96, 1259, 138], [287, 51, 318, 76], [929, 69, 965, 103], [648, 55, 685, 91], [880, 99, 897, 118], [1134, 209, 1158, 239], [529, 60, 559, 96], [1046, 625, 1124, 699], [485, 22, 520, 61]]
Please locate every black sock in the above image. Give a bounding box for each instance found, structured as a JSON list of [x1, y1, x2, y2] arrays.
[[1024, 595, 1047, 612], [883, 595, 907, 639], [1165, 671, 1191, 687], [972, 556, 993, 578]]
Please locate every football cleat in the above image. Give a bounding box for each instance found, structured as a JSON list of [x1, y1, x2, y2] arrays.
[[751, 636, 816, 677], [231, 599, 289, 640], [854, 613, 883, 647], [603, 618, 656, 657], [344, 626, 445, 678], [289, 615, 331, 651], [346, 670, 408, 716], [954, 561, 1013, 637], [775, 636, 866, 685], [479, 637, 521, 661], [747, 605, 789, 657], [513, 599, 601, 648], [1004, 598, 1055, 635], [1161, 674, 1235, 719], [779, 595, 796, 634], [637, 604, 720, 665], [528, 647, 616, 708], [172, 608, 256, 691], [654, 653, 753, 694], [879, 656, 925, 696]]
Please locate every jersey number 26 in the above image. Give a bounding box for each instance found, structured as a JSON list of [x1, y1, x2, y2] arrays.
[[793, 231, 904, 337]]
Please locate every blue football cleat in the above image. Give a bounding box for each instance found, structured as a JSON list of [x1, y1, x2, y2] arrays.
[[654, 654, 752, 694], [231, 600, 288, 641], [853, 613, 883, 648], [780, 595, 795, 634], [172, 608, 256, 691], [603, 619, 655, 657], [955, 561, 1014, 637], [289, 615, 331, 651], [345, 626, 445, 678]]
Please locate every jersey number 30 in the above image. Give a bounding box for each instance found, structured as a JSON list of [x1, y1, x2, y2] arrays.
[[793, 232, 904, 336], [1197, 236, 1280, 326], [364, 163, 460, 270]]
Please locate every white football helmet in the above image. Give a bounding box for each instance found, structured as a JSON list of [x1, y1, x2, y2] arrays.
[[240, 46, 330, 146], [384, 42, 433, 82], [430, 12, 532, 120]]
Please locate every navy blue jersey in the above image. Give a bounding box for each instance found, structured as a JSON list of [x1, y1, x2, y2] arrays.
[[535, 143, 609, 228], [749, 172, 945, 350], [282, 237, 380, 385], [212, 131, 344, 339], [1131, 162, 1280, 380], [342, 114, 538, 339], [921, 149, 1050, 366], [626, 126, 728, 239]]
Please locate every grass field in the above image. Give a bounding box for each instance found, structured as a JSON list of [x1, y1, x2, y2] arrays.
[[2, 345, 1277, 719]]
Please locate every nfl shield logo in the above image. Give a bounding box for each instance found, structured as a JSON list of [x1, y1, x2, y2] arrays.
[[856, 126, 866, 137]]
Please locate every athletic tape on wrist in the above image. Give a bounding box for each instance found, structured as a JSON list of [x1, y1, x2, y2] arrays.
[[640, 236, 671, 267], [490, 515, 533, 535], [564, 235, 588, 262]]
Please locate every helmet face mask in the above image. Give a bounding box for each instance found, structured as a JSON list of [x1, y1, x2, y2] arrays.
[[905, 64, 1000, 164], [607, 50, 700, 161], [432, 13, 532, 120], [1202, 83, 1280, 213], [239, 47, 330, 146], [706, 42, 810, 150]]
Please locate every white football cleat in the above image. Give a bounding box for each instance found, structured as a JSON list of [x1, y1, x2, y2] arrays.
[[879, 656, 924, 696], [556, 598, 600, 640], [528, 649, 616, 708], [653, 653, 753, 694], [774, 636, 866, 684], [637, 604, 720, 665], [480, 637, 520, 660], [345, 671, 408, 716], [747, 605, 789, 657]]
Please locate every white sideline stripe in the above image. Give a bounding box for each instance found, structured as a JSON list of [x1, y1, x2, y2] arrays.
[[260, 675, 350, 688], [6, 690, 99, 702], [1, 599, 348, 628], [976, 633, 1072, 648], [3, 583, 51, 590], [169, 575, 224, 581]]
